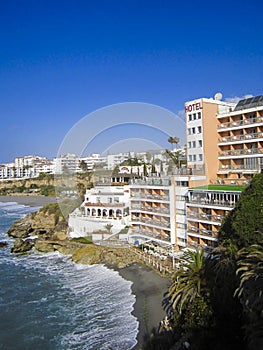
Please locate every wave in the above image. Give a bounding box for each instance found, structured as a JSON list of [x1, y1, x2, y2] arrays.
[[0, 205, 138, 350]]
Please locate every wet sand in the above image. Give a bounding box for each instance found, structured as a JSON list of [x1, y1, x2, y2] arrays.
[[118, 263, 171, 349], [0, 195, 58, 207]]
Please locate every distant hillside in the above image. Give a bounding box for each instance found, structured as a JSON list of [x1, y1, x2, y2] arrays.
[[0, 172, 93, 197]]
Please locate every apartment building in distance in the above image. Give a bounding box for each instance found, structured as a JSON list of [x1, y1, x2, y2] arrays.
[[0, 155, 54, 179]]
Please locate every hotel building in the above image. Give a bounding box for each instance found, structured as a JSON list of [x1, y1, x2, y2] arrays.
[[129, 94, 263, 251], [185, 94, 263, 248]]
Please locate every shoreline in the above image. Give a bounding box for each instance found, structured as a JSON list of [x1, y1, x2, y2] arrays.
[[0, 195, 58, 207], [116, 263, 170, 350], [2, 195, 171, 349]]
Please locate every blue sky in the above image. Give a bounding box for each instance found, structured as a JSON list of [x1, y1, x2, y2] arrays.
[[1, 0, 263, 163]]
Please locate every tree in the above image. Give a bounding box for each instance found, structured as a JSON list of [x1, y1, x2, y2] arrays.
[[218, 173, 263, 249], [168, 136, 180, 150], [165, 249, 208, 314], [79, 160, 87, 172], [235, 244, 263, 349], [165, 149, 183, 168]]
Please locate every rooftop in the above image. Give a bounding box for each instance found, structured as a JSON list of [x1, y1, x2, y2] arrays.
[[234, 95, 263, 111]]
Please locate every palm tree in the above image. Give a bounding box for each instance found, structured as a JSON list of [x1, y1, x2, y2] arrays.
[[168, 136, 180, 150], [235, 244, 263, 348], [166, 249, 206, 314]]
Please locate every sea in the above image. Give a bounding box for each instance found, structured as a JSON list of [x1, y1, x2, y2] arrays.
[[0, 201, 138, 350]]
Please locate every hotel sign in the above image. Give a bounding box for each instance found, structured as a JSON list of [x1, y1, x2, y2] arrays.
[[185, 101, 202, 113]]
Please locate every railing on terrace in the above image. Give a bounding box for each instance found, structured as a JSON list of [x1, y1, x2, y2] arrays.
[[219, 147, 263, 157], [219, 132, 263, 144], [132, 217, 170, 228], [210, 178, 250, 186], [131, 193, 170, 201], [187, 212, 225, 223], [218, 164, 262, 172], [218, 116, 263, 129], [130, 205, 170, 214], [130, 178, 171, 186], [187, 197, 236, 208], [187, 226, 217, 238], [131, 228, 171, 242]]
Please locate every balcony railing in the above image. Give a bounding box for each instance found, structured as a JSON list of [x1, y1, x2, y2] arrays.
[[218, 116, 263, 129], [130, 178, 171, 186], [219, 132, 263, 144], [187, 197, 236, 208], [131, 228, 171, 242], [187, 211, 225, 223], [218, 164, 262, 172], [219, 147, 263, 157], [131, 217, 170, 228], [131, 193, 170, 201], [187, 226, 217, 238]]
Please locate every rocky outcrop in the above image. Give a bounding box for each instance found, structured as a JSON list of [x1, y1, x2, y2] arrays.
[[8, 207, 140, 268], [11, 238, 35, 253]]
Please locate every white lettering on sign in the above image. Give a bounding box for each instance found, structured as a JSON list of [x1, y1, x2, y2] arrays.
[[185, 102, 202, 113]]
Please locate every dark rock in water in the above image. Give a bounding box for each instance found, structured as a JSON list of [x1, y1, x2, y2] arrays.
[[0, 241, 8, 248], [11, 238, 34, 254], [7, 217, 32, 239]]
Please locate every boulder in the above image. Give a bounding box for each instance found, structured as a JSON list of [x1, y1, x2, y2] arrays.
[[34, 240, 56, 253], [0, 241, 8, 248], [52, 231, 68, 241], [11, 238, 34, 254], [72, 245, 104, 265], [7, 218, 32, 239]]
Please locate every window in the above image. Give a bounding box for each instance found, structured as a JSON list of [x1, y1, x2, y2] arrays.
[[198, 126, 202, 133], [192, 127, 196, 134], [188, 128, 191, 135], [188, 142, 191, 148], [188, 155, 192, 162], [198, 140, 203, 147], [192, 141, 196, 148], [193, 155, 196, 161], [193, 113, 196, 120], [199, 154, 203, 161], [198, 112, 201, 119], [188, 114, 192, 121]]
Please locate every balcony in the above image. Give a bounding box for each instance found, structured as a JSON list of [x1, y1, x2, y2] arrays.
[[130, 178, 171, 186], [131, 228, 171, 242], [218, 116, 263, 129], [218, 164, 262, 174], [187, 211, 225, 223], [187, 197, 236, 208], [219, 147, 263, 158], [187, 226, 216, 238], [218, 132, 263, 144], [131, 193, 170, 201]]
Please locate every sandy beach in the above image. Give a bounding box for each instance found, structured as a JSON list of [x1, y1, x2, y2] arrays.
[[0, 195, 58, 207], [118, 263, 171, 350]]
